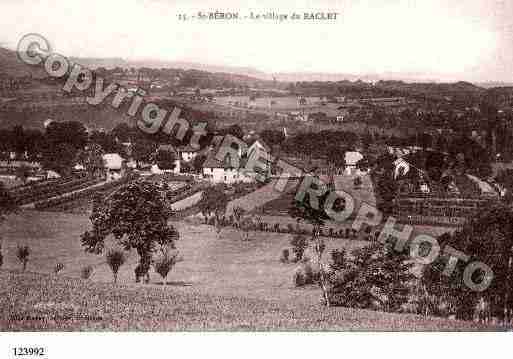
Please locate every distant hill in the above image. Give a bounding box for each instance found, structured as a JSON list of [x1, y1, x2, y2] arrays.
[[0, 47, 48, 79]]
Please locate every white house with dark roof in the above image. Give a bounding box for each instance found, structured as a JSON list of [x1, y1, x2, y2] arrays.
[[102, 153, 125, 181], [344, 151, 365, 175], [178, 144, 199, 162], [202, 152, 241, 183]]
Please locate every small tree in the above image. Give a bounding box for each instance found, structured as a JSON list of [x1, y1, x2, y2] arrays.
[[153, 250, 178, 285], [289, 175, 332, 306], [155, 148, 177, 171], [15, 164, 32, 185], [290, 234, 308, 262], [353, 176, 362, 189], [53, 262, 64, 274], [16, 245, 30, 271], [199, 185, 228, 232], [232, 206, 245, 229], [75, 143, 105, 178], [106, 249, 126, 283], [280, 248, 290, 263], [81, 265, 94, 280]]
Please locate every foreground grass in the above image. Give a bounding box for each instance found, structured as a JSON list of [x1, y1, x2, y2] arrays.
[[0, 271, 501, 331]]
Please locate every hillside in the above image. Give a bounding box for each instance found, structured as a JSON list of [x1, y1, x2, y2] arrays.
[[0, 270, 498, 331], [0, 47, 48, 79]]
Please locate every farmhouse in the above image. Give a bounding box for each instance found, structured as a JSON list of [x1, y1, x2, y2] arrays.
[[344, 151, 364, 175], [178, 144, 199, 162], [102, 153, 126, 181], [201, 139, 263, 184], [202, 152, 241, 184]]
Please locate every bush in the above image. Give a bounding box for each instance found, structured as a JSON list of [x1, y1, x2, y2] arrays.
[[290, 234, 308, 262], [287, 224, 294, 233], [327, 243, 414, 312], [330, 249, 346, 271], [354, 176, 362, 188], [293, 270, 306, 287], [280, 248, 290, 263], [345, 228, 351, 238], [53, 262, 65, 274], [106, 249, 126, 283], [153, 250, 178, 285], [0, 251, 3, 269], [16, 245, 30, 271], [81, 265, 94, 280], [302, 261, 314, 284]]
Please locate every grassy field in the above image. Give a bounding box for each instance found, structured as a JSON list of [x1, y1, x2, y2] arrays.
[[0, 210, 482, 330], [1, 271, 499, 331]]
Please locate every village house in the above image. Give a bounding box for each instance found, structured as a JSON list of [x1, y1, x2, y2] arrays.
[[344, 151, 365, 176], [102, 153, 126, 181], [201, 137, 266, 184], [178, 144, 199, 162]]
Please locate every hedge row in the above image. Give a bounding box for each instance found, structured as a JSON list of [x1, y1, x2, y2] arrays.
[[204, 216, 378, 241]]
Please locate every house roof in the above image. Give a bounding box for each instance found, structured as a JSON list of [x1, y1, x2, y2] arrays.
[[179, 144, 200, 153], [249, 139, 271, 153], [157, 144, 178, 155], [102, 153, 124, 170], [345, 151, 363, 166], [202, 152, 239, 169]]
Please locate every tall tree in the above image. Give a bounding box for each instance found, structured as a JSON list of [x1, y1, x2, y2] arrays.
[[75, 143, 106, 178], [132, 139, 157, 168], [155, 149, 177, 171], [81, 181, 179, 283], [422, 204, 513, 321], [289, 175, 332, 306], [198, 185, 228, 229]]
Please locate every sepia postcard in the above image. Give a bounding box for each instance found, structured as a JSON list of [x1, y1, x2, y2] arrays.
[[0, 0, 512, 357]]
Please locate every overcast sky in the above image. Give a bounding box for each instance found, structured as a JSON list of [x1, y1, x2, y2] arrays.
[[1, 0, 513, 82]]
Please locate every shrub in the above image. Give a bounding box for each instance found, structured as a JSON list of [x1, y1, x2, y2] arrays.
[[153, 250, 178, 285], [354, 176, 362, 188], [16, 245, 30, 271], [293, 270, 306, 287], [330, 249, 346, 271], [81, 265, 94, 280], [345, 228, 351, 238], [302, 261, 314, 284], [135, 254, 152, 284], [280, 248, 290, 263], [290, 234, 308, 262], [0, 251, 3, 269], [53, 262, 65, 274], [327, 242, 414, 312], [287, 223, 294, 233], [106, 249, 126, 283]]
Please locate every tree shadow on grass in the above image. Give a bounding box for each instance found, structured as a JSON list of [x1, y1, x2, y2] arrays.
[[158, 280, 193, 286]]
